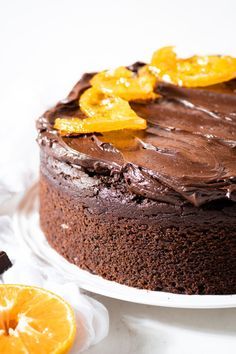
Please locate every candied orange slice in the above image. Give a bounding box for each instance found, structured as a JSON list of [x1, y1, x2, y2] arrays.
[[0, 284, 76, 354], [55, 88, 146, 135], [150, 46, 236, 87], [91, 66, 156, 101]]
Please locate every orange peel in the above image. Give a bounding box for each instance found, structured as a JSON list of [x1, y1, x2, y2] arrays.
[[150, 46, 236, 87], [54, 88, 147, 135], [91, 66, 156, 101]]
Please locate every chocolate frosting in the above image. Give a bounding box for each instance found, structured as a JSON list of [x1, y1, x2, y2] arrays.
[[37, 64, 236, 207]]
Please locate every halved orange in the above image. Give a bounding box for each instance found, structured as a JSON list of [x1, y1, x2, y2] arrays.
[[0, 284, 76, 354]]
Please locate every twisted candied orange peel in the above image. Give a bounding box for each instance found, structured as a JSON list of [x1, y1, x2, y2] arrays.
[[54, 88, 146, 135], [150, 46, 236, 87], [54, 47, 236, 135], [91, 66, 156, 101], [54, 66, 154, 135]]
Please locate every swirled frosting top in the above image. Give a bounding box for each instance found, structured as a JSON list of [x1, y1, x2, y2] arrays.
[[37, 63, 236, 207]]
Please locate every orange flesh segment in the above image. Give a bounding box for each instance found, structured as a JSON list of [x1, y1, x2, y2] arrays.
[[150, 46, 236, 87], [91, 66, 156, 101], [55, 88, 147, 135], [0, 285, 76, 354]]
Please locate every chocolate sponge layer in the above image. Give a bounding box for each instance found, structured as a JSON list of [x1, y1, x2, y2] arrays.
[[39, 152, 236, 295]]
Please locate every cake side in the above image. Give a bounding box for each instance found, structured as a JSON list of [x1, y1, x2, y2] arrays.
[[40, 151, 236, 294]]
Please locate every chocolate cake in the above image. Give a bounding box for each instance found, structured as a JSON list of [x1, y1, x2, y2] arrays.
[[37, 52, 236, 295]]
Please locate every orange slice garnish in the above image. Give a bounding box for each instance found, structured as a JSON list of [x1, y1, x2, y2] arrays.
[[54, 46, 236, 136], [55, 88, 147, 135], [150, 46, 236, 87], [91, 66, 156, 101], [0, 284, 76, 354]]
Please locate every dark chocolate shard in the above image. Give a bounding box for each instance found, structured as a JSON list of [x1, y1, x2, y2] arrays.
[[0, 251, 12, 275]]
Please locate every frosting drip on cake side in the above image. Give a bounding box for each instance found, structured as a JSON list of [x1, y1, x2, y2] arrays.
[[37, 66, 236, 206]]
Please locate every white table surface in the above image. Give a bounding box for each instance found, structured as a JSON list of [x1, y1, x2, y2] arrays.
[[0, 1, 236, 353], [85, 294, 236, 354]]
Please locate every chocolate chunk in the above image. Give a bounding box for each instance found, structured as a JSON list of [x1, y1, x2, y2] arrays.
[[0, 251, 12, 275]]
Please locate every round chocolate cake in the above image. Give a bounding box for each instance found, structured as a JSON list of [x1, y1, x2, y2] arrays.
[[37, 55, 236, 295]]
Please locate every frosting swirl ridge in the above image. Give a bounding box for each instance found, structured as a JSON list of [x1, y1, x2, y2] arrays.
[[37, 66, 236, 206]]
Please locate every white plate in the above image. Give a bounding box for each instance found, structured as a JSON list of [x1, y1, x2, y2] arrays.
[[14, 183, 236, 309]]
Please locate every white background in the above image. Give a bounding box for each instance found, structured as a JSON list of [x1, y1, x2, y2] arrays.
[[0, 0, 236, 353], [1, 0, 236, 167]]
